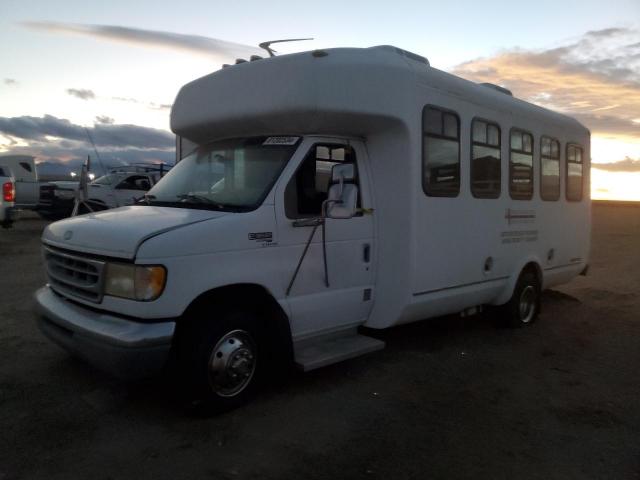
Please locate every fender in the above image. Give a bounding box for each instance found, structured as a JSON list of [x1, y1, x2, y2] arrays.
[[492, 256, 543, 306]]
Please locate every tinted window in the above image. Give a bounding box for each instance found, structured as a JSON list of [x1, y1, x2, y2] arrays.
[[19, 162, 32, 172], [422, 106, 460, 197], [117, 175, 152, 191], [540, 136, 560, 201], [471, 119, 501, 198], [510, 129, 534, 200], [566, 144, 583, 201], [93, 174, 119, 185]]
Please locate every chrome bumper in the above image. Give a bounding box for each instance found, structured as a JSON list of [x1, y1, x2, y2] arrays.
[[34, 286, 175, 379]]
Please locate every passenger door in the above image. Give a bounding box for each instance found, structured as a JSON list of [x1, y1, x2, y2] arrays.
[[275, 138, 376, 339]]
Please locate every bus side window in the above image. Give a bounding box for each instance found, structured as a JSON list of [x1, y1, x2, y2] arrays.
[[422, 106, 460, 197], [471, 118, 501, 198], [509, 129, 534, 200], [540, 136, 560, 201], [566, 144, 583, 201]]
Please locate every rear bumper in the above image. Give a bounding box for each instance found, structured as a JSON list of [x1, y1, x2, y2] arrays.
[[1, 206, 15, 225], [34, 286, 176, 380]]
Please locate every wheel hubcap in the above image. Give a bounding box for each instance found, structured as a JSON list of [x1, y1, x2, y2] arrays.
[[519, 285, 537, 323], [208, 330, 256, 397]]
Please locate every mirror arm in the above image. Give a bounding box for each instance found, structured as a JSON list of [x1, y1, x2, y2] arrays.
[[286, 220, 323, 296]]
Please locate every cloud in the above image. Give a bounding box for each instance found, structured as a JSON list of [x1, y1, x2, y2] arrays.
[[150, 102, 172, 110], [4, 78, 18, 86], [592, 157, 640, 172], [452, 27, 640, 140], [3, 140, 174, 176], [95, 115, 114, 125], [23, 21, 261, 59], [66, 88, 96, 100], [112, 96, 172, 110], [0, 114, 175, 173], [0, 114, 174, 149], [584, 28, 629, 39]]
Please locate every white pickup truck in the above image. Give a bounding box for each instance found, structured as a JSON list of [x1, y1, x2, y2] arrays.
[[38, 166, 169, 219], [0, 155, 39, 209], [0, 165, 16, 227], [84, 171, 156, 210]]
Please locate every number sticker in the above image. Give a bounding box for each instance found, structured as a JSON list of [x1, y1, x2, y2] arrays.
[[263, 137, 300, 146]]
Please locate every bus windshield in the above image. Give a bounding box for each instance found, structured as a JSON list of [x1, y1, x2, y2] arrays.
[[145, 136, 300, 212]]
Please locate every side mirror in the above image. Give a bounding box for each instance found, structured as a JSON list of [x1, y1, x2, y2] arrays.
[[325, 163, 358, 219], [331, 163, 355, 183]]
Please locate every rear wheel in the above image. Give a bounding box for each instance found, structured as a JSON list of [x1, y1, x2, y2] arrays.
[[498, 270, 541, 327], [175, 309, 266, 414]]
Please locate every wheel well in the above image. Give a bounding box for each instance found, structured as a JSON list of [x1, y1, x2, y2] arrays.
[[178, 284, 293, 368], [522, 262, 542, 287]]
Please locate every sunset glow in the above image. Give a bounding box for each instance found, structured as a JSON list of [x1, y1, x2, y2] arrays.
[[0, 1, 638, 199]]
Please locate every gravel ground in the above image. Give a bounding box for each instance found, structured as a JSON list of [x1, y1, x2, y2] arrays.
[[0, 204, 638, 480]]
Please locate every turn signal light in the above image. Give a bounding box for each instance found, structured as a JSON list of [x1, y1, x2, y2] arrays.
[[2, 182, 14, 202]]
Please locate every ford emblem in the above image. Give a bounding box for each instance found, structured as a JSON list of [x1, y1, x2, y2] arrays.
[[63, 230, 73, 240]]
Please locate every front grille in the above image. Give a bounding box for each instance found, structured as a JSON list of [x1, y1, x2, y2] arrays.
[[44, 247, 105, 302], [39, 185, 55, 206]]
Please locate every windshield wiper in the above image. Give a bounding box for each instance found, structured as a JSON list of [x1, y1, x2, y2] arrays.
[[176, 193, 218, 204], [175, 194, 246, 211], [137, 193, 156, 205]]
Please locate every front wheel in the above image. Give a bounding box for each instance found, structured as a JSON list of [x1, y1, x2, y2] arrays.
[[498, 270, 541, 327], [175, 310, 265, 414]]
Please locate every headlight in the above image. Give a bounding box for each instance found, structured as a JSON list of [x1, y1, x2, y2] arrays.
[[104, 263, 166, 301]]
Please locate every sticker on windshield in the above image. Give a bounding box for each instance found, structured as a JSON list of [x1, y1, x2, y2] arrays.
[[263, 136, 300, 146]]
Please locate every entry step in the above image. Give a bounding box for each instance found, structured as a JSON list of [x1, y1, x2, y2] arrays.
[[294, 332, 385, 372]]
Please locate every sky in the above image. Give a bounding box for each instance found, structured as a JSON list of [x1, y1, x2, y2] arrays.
[[0, 0, 639, 199]]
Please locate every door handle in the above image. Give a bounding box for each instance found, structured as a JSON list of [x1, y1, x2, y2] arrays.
[[363, 243, 371, 263], [484, 256, 493, 273], [292, 217, 322, 228]]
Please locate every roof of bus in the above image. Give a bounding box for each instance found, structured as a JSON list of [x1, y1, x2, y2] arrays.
[[171, 45, 588, 143]]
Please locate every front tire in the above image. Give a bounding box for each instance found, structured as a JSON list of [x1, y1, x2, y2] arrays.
[[498, 270, 541, 327], [175, 309, 265, 414]]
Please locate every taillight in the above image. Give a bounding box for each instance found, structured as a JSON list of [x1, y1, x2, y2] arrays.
[[3, 182, 15, 202]]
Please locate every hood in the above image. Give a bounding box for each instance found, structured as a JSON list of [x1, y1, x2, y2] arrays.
[[43, 206, 227, 259]]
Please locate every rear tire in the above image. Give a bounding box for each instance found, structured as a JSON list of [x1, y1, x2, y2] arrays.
[[175, 308, 266, 415], [498, 270, 541, 327]]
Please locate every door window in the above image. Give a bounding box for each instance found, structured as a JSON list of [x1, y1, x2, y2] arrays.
[[285, 144, 357, 218], [116, 175, 152, 191]]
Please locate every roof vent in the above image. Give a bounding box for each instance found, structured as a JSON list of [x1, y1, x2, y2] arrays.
[[480, 83, 513, 96], [235, 58, 248, 64], [250, 55, 263, 61], [372, 45, 429, 66]]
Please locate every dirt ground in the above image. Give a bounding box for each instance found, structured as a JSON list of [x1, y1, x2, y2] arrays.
[[0, 203, 638, 480]]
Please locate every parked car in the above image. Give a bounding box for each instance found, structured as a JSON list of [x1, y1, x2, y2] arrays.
[[0, 165, 16, 228], [37, 181, 78, 220], [84, 171, 157, 211], [0, 155, 39, 209], [36, 164, 171, 219]]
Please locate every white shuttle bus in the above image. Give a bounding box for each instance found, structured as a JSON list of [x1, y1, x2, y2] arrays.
[[35, 46, 590, 411]]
